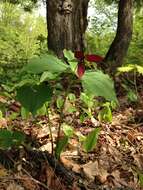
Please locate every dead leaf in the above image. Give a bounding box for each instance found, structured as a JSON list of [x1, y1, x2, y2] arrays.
[[82, 161, 108, 182]]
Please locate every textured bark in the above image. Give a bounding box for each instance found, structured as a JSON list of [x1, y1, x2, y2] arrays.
[[46, 0, 89, 57], [104, 0, 133, 73]]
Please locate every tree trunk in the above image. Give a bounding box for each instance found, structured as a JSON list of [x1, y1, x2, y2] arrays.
[[104, 0, 133, 73], [46, 0, 89, 57]]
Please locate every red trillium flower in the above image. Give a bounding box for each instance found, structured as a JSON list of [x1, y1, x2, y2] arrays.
[[74, 51, 84, 60], [75, 51, 104, 63], [77, 63, 85, 79], [85, 54, 104, 63]]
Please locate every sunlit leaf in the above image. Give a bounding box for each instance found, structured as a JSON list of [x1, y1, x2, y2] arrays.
[[118, 65, 134, 72], [63, 49, 75, 61], [62, 123, 74, 137], [82, 70, 117, 102], [23, 54, 69, 74]]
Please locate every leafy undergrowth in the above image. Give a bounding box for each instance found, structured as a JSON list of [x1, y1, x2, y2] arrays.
[[0, 94, 143, 190]]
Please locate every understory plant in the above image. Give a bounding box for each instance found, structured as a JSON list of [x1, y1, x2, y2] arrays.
[[117, 64, 143, 102], [1, 50, 117, 159]]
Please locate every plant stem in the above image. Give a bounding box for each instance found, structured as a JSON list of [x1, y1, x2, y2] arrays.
[[47, 108, 54, 155], [56, 94, 67, 147], [134, 70, 139, 99]]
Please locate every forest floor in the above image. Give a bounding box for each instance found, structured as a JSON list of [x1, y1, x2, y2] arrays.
[[0, 89, 143, 190]]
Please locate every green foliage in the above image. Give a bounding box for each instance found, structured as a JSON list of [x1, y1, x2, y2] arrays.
[[55, 136, 69, 159], [0, 110, 3, 119], [62, 123, 74, 138], [55, 124, 73, 158], [24, 54, 69, 74], [15, 49, 117, 157], [16, 83, 52, 115], [118, 64, 143, 75], [0, 1, 47, 84], [139, 173, 143, 187], [81, 70, 117, 102], [0, 129, 25, 150], [127, 90, 138, 103], [83, 128, 100, 152], [98, 102, 112, 122]]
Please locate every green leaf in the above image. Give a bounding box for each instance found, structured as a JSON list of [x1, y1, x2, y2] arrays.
[[117, 65, 135, 72], [21, 107, 29, 120], [83, 128, 100, 152], [40, 71, 57, 82], [81, 70, 117, 102], [127, 90, 138, 102], [80, 93, 94, 108], [139, 173, 143, 187], [98, 103, 112, 122], [75, 131, 86, 142], [63, 49, 75, 61], [62, 123, 74, 137], [0, 111, 3, 119], [136, 65, 143, 75], [23, 54, 69, 74], [56, 96, 64, 109], [55, 136, 69, 159], [0, 129, 25, 150], [0, 129, 13, 150], [63, 50, 77, 72], [16, 83, 52, 115], [12, 131, 25, 146], [37, 104, 47, 116], [68, 93, 76, 102]]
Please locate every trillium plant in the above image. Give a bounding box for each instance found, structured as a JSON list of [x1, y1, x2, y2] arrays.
[[14, 49, 117, 159], [75, 51, 104, 78]]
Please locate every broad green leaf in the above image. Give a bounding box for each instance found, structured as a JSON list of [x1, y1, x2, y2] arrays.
[[62, 123, 74, 137], [55, 136, 69, 159], [0, 129, 25, 150], [12, 131, 25, 146], [0, 129, 13, 149], [63, 49, 75, 61], [81, 70, 117, 102], [16, 83, 52, 115], [63, 50, 77, 72], [23, 54, 69, 74], [83, 128, 100, 152], [21, 107, 29, 120], [37, 104, 47, 116]]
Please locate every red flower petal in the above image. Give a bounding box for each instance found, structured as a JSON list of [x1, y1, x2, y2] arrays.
[[77, 63, 85, 78], [85, 54, 104, 62], [74, 51, 84, 59]]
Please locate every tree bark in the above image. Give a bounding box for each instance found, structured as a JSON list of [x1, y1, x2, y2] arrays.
[[104, 0, 133, 73], [46, 0, 89, 57]]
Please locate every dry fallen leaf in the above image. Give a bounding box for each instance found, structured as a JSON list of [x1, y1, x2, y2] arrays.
[[82, 161, 108, 182], [6, 182, 24, 190]]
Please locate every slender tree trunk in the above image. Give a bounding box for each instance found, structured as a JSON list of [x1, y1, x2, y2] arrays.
[[46, 0, 89, 57], [104, 0, 133, 73]]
